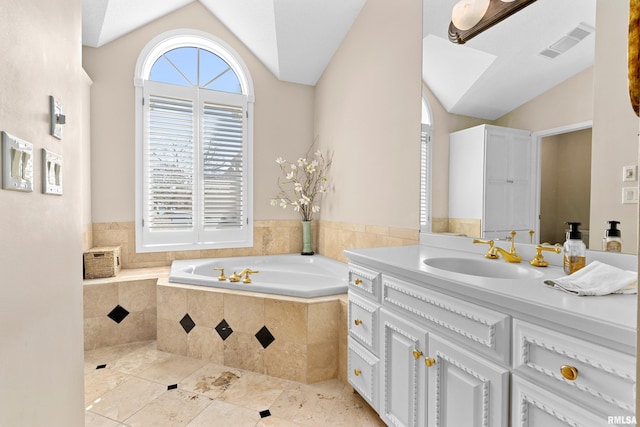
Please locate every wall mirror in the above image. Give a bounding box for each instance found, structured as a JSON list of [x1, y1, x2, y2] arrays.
[[422, 0, 639, 255]]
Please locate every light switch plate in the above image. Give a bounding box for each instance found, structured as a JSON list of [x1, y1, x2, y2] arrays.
[[42, 149, 63, 195], [50, 96, 63, 139], [622, 187, 638, 204], [2, 131, 34, 192], [622, 165, 637, 182]]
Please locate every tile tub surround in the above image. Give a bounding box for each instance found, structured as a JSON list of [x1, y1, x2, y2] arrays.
[[83, 268, 166, 350], [92, 220, 419, 268], [157, 278, 346, 385]]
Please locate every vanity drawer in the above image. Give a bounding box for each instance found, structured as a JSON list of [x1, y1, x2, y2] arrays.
[[348, 338, 379, 410], [382, 275, 510, 364], [348, 292, 378, 353], [513, 320, 636, 414], [348, 264, 381, 302]]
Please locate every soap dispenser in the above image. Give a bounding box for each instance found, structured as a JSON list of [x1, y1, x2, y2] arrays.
[[563, 222, 586, 275], [603, 220, 622, 252]]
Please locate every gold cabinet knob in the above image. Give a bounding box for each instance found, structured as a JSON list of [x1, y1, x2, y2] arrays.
[[425, 357, 436, 367], [354, 319, 363, 326], [354, 278, 363, 285], [413, 349, 423, 360], [354, 369, 362, 376], [560, 365, 578, 381]]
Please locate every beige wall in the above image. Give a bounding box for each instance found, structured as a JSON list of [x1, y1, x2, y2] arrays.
[[314, 0, 423, 230], [539, 130, 592, 245], [423, 82, 489, 224], [0, 0, 86, 425], [83, 1, 315, 223], [591, 0, 639, 254]]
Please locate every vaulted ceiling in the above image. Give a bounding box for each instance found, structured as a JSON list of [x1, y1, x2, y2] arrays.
[[82, 0, 595, 119]]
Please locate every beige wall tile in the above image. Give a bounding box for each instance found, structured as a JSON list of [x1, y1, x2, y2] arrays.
[[308, 301, 339, 344], [83, 283, 118, 318], [306, 341, 338, 384], [264, 299, 307, 345], [118, 309, 157, 343], [84, 316, 120, 350], [157, 285, 188, 321], [156, 318, 187, 356], [187, 289, 224, 329], [119, 279, 156, 312], [264, 340, 307, 383], [187, 326, 224, 364], [223, 332, 265, 373], [223, 294, 264, 334]]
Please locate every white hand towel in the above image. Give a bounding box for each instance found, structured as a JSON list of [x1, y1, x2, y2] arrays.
[[544, 261, 637, 296]]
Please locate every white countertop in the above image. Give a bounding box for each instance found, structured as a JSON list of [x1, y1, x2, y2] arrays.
[[344, 241, 637, 354]]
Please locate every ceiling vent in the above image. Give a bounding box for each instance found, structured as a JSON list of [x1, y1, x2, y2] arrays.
[[539, 22, 594, 59]]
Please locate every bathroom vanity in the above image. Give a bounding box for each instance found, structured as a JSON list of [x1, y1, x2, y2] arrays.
[[345, 236, 636, 427]]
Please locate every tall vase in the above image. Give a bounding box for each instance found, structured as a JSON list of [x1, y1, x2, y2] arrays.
[[301, 220, 314, 255]]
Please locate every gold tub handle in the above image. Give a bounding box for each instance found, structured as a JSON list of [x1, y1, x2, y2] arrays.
[[560, 365, 578, 381]]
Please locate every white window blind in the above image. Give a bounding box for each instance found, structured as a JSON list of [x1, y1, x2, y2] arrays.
[[420, 124, 432, 232]]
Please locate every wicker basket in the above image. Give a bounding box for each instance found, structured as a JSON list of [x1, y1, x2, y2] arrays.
[[83, 246, 121, 279]]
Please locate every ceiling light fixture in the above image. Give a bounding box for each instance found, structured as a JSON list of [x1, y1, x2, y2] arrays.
[[449, 0, 537, 44]]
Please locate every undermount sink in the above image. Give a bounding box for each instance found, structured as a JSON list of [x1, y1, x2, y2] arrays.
[[423, 257, 543, 280]]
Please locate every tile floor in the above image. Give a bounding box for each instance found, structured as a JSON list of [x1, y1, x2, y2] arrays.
[[85, 341, 385, 426]]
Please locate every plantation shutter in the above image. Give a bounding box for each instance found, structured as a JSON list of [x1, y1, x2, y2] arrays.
[[143, 82, 198, 246], [420, 124, 432, 232], [199, 90, 249, 243]]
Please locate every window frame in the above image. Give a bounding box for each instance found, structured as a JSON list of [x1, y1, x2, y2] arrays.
[[134, 29, 255, 253]]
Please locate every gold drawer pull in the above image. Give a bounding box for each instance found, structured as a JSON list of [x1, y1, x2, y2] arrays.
[[354, 369, 362, 376], [354, 278, 363, 285], [354, 319, 363, 326], [560, 365, 578, 381], [413, 349, 423, 360], [425, 357, 436, 367]]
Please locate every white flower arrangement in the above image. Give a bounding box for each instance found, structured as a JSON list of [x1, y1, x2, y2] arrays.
[[270, 144, 333, 222]]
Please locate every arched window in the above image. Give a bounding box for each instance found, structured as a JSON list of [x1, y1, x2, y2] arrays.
[[134, 30, 254, 252], [420, 95, 433, 232]]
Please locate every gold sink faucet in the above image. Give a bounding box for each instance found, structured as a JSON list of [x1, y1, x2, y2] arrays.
[[530, 244, 562, 267], [472, 238, 498, 259], [476, 231, 521, 263]]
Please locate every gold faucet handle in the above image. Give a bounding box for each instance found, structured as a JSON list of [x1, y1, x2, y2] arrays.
[[509, 231, 518, 254], [242, 269, 259, 284], [530, 244, 562, 267], [473, 239, 498, 259], [213, 267, 226, 281]]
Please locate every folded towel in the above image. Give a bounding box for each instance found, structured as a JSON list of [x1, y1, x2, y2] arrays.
[[544, 261, 637, 296]]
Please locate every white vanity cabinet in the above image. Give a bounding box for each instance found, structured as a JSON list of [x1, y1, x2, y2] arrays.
[[449, 124, 535, 242], [347, 264, 382, 410], [346, 253, 636, 427]]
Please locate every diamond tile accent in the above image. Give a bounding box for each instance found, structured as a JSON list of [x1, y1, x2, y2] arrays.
[[96, 364, 107, 370], [255, 326, 275, 349], [168, 384, 178, 390], [215, 319, 233, 341], [259, 409, 271, 418], [107, 305, 129, 324], [180, 314, 196, 334]]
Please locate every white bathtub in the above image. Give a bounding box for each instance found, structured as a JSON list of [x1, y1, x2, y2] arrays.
[[169, 254, 348, 298]]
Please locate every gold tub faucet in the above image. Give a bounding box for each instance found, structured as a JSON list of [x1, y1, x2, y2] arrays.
[[238, 268, 259, 284]]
